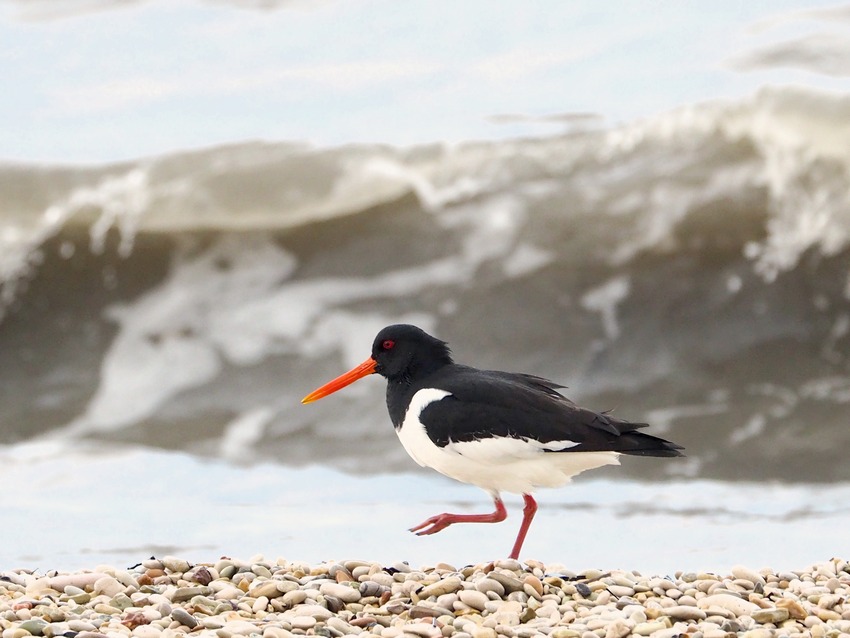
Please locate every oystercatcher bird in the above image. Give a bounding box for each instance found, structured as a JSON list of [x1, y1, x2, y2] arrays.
[[302, 324, 683, 559]]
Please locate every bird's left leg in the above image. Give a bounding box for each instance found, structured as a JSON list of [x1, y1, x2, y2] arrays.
[[508, 493, 538, 559], [409, 492, 507, 536]]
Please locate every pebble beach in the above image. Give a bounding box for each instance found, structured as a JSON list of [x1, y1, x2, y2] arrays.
[[2, 557, 848, 638]]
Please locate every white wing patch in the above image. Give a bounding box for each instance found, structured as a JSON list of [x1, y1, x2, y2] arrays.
[[396, 387, 617, 494], [397, 388, 453, 469]]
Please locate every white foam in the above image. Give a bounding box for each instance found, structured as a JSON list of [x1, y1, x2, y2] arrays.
[[220, 407, 276, 463], [580, 275, 631, 341], [0, 167, 151, 316]]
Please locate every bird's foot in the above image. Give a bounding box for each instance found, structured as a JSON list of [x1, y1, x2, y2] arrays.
[[409, 513, 455, 536], [409, 500, 509, 536]]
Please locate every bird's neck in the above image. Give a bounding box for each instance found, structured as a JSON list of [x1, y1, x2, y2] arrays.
[[385, 361, 450, 428], [386, 379, 415, 429]]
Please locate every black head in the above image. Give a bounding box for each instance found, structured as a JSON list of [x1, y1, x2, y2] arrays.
[[302, 324, 453, 404], [371, 324, 453, 382]]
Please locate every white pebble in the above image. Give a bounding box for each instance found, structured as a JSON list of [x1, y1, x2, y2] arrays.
[[319, 582, 361, 603]]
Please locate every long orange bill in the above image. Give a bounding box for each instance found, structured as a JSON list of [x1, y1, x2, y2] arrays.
[[301, 357, 378, 403]]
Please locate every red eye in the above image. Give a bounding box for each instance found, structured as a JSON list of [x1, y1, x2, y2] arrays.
[[382, 339, 395, 350]]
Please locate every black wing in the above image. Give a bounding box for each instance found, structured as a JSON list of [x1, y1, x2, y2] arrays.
[[418, 366, 684, 457]]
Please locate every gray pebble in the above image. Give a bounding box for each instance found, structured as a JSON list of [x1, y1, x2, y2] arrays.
[[171, 608, 198, 629], [489, 572, 524, 593]]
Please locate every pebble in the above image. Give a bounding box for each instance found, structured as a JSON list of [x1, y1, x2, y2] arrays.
[[171, 608, 198, 628], [320, 581, 361, 603], [419, 577, 463, 598], [0, 557, 846, 638], [475, 578, 505, 597], [698, 593, 761, 616]]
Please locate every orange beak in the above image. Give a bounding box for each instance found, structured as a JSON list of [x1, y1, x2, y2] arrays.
[[301, 357, 378, 403]]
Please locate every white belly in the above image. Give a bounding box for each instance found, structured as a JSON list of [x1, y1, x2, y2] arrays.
[[397, 388, 620, 494]]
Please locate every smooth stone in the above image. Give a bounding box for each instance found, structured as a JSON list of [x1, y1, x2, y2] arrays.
[[48, 573, 107, 591], [752, 608, 790, 624], [524, 575, 544, 596], [291, 603, 333, 620], [171, 608, 198, 629], [359, 581, 385, 597], [418, 577, 463, 598], [289, 616, 316, 630], [92, 576, 124, 598], [458, 590, 489, 611], [219, 620, 264, 636], [731, 566, 766, 587], [251, 580, 297, 599], [252, 595, 270, 613], [664, 605, 707, 621], [63, 585, 91, 604], [489, 572, 524, 593], [475, 578, 505, 597], [775, 598, 807, 619], [110, 593, 134, 610], [403, 623, 441, 638], [604, 619, 631, 638], [18, 619, 48, 636], [720, 619, 745, 632], [697, 593, 760, 616], [190, 566, 215, 586], [218, 565, 238, 579], [575, 583, 592, 598], [170, 586, 213, 602], [409, 604, 452, 619], [161, 557, 191, 573], [323, 594, 344, 613], [282, 590, 308, 607], [326, 617, 358, 635], [213, 585, 244, 600], [319, 582, 361, 603], [491, 610, 521, 626], [252, 565, 273, 579]]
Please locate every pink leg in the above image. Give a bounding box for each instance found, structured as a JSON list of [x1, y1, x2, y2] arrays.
[[410, 495, 507, 536], [508, 494, 538, 560]]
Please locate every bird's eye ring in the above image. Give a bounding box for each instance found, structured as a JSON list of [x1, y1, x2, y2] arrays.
[[382, 339, 395, 350]]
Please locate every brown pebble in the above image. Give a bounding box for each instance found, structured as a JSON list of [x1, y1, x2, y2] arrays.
[[775, 599, 807, 619], [121, 611, 150, 629], [335, 568, 354, 583], [523, 574, 544, 597], [191, 567, 214, 586]]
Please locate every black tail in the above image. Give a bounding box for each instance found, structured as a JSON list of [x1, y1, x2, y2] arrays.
[[617, 431, 685, 457]]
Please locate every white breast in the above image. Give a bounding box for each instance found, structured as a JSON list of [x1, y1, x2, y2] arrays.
[[396, 387, 621, 494]]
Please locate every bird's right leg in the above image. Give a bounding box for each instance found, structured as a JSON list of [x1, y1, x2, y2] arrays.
[[409, 493, 507, 535]]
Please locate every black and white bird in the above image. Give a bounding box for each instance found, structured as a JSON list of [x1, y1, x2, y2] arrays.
[[302, 324, 683, 559]]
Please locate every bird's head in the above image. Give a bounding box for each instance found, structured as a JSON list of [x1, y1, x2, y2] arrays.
[[301, 324, 452, 403]]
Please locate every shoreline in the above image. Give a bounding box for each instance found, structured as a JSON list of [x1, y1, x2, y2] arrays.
[[2, 557, 848, 638]]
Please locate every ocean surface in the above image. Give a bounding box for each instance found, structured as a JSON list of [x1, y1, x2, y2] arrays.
[[2, 2, 850, 572]]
